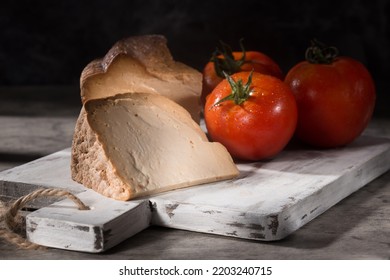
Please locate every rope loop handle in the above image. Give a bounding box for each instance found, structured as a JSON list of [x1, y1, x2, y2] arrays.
[[0, 188, 90, 250]]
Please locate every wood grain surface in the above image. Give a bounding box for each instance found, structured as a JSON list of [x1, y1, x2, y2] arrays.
[[1, 134, 389, 252]]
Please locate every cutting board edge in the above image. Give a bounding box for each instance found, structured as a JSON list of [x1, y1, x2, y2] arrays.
[[26, 194, 152, 253], [149, 145, 390, 241]]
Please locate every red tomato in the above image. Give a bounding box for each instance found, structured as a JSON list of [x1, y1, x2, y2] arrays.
[[201, 41, 283, 106], [284, 40, 376, 148], [204, 71, 297, 161]]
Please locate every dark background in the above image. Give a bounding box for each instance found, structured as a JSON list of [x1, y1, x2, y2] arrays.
[[1, 0, 389, 118]]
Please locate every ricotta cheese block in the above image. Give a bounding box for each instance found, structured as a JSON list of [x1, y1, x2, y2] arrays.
[[80, 34, 202, 123], [71, 92, 239, 201]]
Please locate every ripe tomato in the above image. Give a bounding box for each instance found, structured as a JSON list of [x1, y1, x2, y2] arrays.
[[204, 71, 297, 161], [201, 40, 283, 106], [284, 40, 376, 148]]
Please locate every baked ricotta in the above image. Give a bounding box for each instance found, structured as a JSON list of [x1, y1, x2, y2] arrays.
[[71, 92, 239, 200]]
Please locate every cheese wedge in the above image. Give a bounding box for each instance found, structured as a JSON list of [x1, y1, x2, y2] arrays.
[[80, 34, 202, 123], [71, 92, 239, 201]]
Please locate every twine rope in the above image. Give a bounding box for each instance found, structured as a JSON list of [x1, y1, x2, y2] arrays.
[[0, 188, 89, 250]]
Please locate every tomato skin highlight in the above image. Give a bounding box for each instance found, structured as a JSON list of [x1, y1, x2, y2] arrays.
[[204, 72, 297, 161], [201, 51, 283, 106], [285, 56, 376, 148]]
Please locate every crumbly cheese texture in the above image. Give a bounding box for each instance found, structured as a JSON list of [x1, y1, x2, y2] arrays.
[[80, 34, 202, 123], [71, 92, 239, 201]]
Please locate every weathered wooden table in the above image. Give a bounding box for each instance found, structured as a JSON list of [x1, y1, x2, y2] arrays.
[[1, 86, 389, 259]]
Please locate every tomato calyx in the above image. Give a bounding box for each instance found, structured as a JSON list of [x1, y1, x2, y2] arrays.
[[211, 39, 247, 77], [305, 39, 339, 64], [212, 71, 253, 107]]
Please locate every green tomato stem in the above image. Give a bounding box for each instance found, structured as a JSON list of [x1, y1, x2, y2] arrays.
[[212, 71, 254, 107], [211, 39, 247, 77], [305, 39, 339, 64]]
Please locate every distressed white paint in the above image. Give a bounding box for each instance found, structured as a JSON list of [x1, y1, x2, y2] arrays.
[[149, 135, 390, 240], [0, 149, 84, 206], [1, 135, 389, 252], [26, 190, 151, 253]]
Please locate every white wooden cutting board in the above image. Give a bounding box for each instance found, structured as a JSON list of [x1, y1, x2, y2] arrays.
[[1, 135, 389, 253]]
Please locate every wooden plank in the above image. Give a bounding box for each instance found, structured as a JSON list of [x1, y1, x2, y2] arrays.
[[0, 149, 84, 207], [149, 135, 390, 240], [26, 190, 151, 253], [0, 135, 389, 252]]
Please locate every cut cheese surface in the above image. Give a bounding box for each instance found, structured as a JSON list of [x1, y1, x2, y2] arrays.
[[80, 35, 202, 123], [71, 92, 239, 201]]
